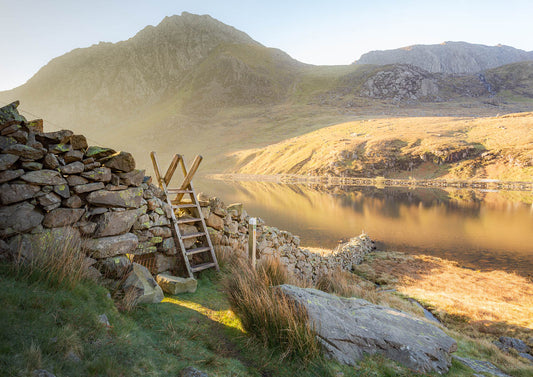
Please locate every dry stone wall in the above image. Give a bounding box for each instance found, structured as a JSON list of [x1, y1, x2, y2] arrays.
[[0, 101, 374, 290]]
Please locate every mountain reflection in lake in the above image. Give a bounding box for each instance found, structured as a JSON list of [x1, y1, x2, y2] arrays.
[[195, 178, 533, 276]]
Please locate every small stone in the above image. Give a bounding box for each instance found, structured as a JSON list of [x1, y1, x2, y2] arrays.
[[0, 153, 19, 170], [64, 195, 83, 208], [48, 143, 72, 154], [38, 192, 62, 207], [43, 208, 85, 228], [206, 213, 224, 230], [66, 175, 88, 186], [131, 242, 157, 255], [69, 135, 88, 150], [118, 169, 145, 186], [85, 146, 116, 159], [43, 153, 60, 169], [150, 226, 172, 238], [102, 151, 135, 172], [179, 366, 208, 377], [60, 161, 85, 175], [21, 170, 67, 186], [99, 256, 132, 279], [32, 369, 56, 377], [53, 184, 70, 199], [89, 207, 108, 216], [77, 221, 97, 235], [63, 149, 84, 163], [122, 263, 164, 304], [0, 136, 17, 151], [84, 162, 101, 171], [160, 237, 177, 254], [73, 182, 105, 194], [26, 119, 43, 132], [81, 167, 112, 182], [10, 130, 28, 143], [21, 161, 43, 171]]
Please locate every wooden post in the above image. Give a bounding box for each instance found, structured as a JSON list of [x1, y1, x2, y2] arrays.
[[248, 217, 257, 268]]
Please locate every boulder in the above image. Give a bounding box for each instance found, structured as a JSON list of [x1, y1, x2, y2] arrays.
[[102, 151, 135, 172], [0, 202, 43, 237], [156, 273, 197, 294], [21, 170, 67, 186], [43, 208, 85, 228], [122, 263, 164, 304], [2, 144, 45, 160], [86, 187, 143, 208], [0, 183, 40, 205], [206, 213, 224, 230], [84, 233, 139, 259], [94, 209, 139, 237], [278, 285, 457, 374], [0, 153, 19, 170], [495, 336, 531, 353]]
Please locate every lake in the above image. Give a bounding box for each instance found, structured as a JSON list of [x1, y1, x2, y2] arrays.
[[195, 178, 533, 276]]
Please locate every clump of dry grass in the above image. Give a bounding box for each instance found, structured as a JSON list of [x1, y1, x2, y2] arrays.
[[222, 256, 320, 362], [256, 256, 292, 286], [12, 229, 90, 288]]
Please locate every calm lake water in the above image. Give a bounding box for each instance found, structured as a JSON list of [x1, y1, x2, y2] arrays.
[[195, 178, 533, 276]]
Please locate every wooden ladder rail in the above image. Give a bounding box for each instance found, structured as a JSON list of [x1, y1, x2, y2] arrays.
[[150, 151, 219, 277]]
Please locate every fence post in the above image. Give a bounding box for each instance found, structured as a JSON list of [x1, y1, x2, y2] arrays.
[[248, 217, 257, 268]]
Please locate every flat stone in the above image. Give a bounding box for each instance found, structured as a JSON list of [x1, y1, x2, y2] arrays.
[[43, 153, 60, 169], [37, 192, 62, 207], [43, 208, 85, 228], [10, 130, 28, 144], [453, 356, 511, 377], [53, 184, 70, 199], [0, 153, 19, 170], [118, 169, 145, 186], [60, 161, 84, 175], [84, 233, 139, 259], [94, 209, 139, 237], [63, 195, 83, 208], [2, 144, 45, 160], [73, 182, 105, 194], [69, 135, 87, 150], [88, 207, 108, 216], [36, 130, 73, 146], [81, 167, 111, 182], [86, 187, 143, 208], [26, 119, 43, 133], [42, 202, 61, 212], [0, 169, 24, 183], [21, 170, 67, 186], [63, 149, 84, 163], [156, 273, 197, 294], [85, 146, 116, 160], [0, 183, 40, 205], [122, 263, 164, 304], [21, 161, 43, 171], [48, 143, 71, 154], [66, 175, 88, 186], [279, 285, 457, 374], [1, 124, 22, 136], [0, 202, 44, 237], [102, 151, 135, 172]]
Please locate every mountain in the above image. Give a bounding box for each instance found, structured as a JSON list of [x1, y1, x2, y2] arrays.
[[1, 14, 532, 172], [356, 41, 533, 74]]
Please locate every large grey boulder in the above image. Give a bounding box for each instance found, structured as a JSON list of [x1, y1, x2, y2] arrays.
[[278, 285, 457, 374], [84, 233, 139, 258], [156, 273, 197, 294], [122, 263, 164, 304], [86, 187, 143, 208]]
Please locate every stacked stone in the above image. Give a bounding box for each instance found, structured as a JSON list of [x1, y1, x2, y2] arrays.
[[194, 193, 375, 282], [0, 101, 179, 299]]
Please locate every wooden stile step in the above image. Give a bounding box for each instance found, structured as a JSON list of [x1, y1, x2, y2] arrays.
[[172, 203, 196, 209], [191, 262, 217, 273], [186, 246, 211, 256], [176, 217, 202, 224], [182, 231, 206, 240], [167, 188, 194, 194]]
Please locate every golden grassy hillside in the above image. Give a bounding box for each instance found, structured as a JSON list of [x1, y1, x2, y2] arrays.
[[232, 112, 533, 181]]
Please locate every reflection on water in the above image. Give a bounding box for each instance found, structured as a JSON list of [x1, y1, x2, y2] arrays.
[[195, 178, 533, 276]]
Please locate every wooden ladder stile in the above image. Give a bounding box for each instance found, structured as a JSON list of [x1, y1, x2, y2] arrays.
[[150, 152, 219, 278]]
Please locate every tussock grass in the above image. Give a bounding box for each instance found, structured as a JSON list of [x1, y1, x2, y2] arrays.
[[11, 229, 90, 289], [222, 256, 320, 362]]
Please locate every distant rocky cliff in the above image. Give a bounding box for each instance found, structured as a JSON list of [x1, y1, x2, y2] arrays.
[[356, 41, 533, 74]]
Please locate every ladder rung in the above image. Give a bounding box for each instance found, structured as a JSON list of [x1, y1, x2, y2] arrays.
[[191, 262, 217, 273], [182, 231, 206, 240], [167, 188, 194, 194], [186, 246, 211, 256], [176, 217, 202, 224], [172, 203, 196, 209]]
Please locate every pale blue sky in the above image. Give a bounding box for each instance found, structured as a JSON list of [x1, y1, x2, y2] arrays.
[[1, 0, 532, 90]]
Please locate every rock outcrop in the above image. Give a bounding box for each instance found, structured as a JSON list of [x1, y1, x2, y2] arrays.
[[279, 285, 457, 374]]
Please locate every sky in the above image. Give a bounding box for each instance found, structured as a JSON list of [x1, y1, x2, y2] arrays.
[[1, 0, 532, 91]]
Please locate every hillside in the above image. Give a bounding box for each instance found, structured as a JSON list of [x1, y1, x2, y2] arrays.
[[1, 13, 533, 173], [356, 41, 533, 73], [231, 112, 533, 181]]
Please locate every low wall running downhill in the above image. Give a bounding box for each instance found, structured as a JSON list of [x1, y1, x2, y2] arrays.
[[0, 101, 374, 293]]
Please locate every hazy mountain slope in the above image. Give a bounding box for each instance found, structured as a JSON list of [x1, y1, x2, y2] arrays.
[[232, 112, 533, 181], [356, 41, 533, 73]]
